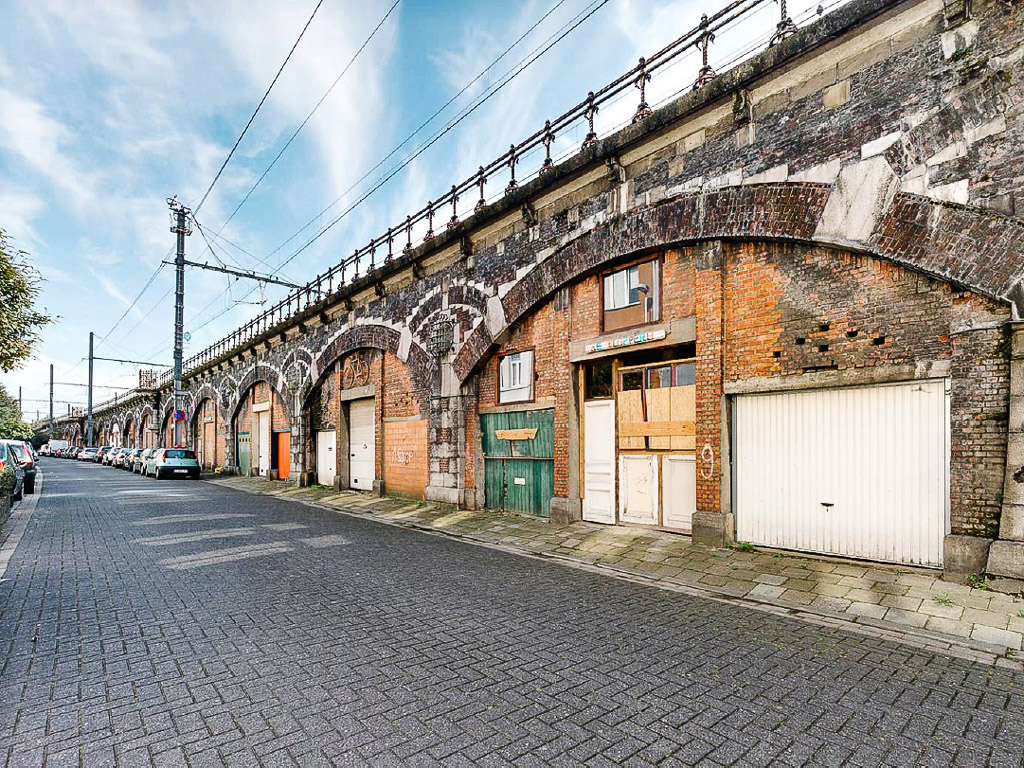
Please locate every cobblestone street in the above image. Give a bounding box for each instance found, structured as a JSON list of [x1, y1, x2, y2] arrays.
[[2, 461, 1023, 767]]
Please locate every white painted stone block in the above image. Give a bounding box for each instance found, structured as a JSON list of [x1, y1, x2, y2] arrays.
[[929, 179, 970, 205], [814, 156, 899, 246], [742, 164, 788, 185], [861, 131, 901, 159], [789, 159, 841, 185]]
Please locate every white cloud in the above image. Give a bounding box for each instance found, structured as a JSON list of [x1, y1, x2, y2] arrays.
[[92, 270, 144, 320], [0, 187, 45, 247], [0, 85, 99, 207]]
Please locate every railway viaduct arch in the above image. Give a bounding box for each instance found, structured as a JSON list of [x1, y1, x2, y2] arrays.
[[74, 0, 1024, 582]]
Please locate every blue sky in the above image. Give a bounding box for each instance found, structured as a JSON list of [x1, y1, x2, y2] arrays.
[[0, 0, 844, 419]]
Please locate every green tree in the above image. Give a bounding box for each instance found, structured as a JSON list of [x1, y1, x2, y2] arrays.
[[1, 229, 53, 372], [0, 384, 32, 440]]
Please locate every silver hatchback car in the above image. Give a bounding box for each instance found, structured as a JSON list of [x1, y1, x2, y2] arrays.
[[147, 449, 201, 479]]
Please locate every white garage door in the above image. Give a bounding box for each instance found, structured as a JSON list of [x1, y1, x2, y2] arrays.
[[348, 398, 376, 491], [734, 380, 948, 567]]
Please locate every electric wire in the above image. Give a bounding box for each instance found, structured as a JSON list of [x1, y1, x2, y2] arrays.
[[271, 0, 612, 276], [193, 0, 402, 267], [162, 0, 591, 342], [194, 0, 326, 215], [125, 0, 836, 368], [255, 0, 576, 268]]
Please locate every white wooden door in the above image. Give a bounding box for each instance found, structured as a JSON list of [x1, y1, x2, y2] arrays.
[[348, 398, 375, 490], [619, 454, 658, 526], [582, 400, 616, 524], [662, 455, 696, 532], [316, 430, 336, 487], [734, 380, 948, 567], [257, 412, 271, 474]]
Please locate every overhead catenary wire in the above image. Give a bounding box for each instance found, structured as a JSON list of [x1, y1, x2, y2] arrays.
[[132, 0, 826, 370], [193, 0, 403, 268], [194, 0, 326, 215], [270, 0, 612, 276], [254, 0, 577, 268], [156, 0, 592, 346]]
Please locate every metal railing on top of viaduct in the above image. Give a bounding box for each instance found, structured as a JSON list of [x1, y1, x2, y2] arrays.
[[97, 0, 807, 414]]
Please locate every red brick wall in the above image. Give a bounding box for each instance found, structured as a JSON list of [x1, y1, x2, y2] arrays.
[[473, 290, 571, 497], [721, 241, 1009, 536], [384, 419, 428, 497], [695, 244, 724, 516]]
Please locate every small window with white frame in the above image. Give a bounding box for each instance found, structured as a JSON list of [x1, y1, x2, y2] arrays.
[[602, 258, 660, 332], [498, 350, 534, 403]]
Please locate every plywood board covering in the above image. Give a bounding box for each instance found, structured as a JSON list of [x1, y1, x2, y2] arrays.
[[619, 421, 695, 437], [495, 428, 538, 441]]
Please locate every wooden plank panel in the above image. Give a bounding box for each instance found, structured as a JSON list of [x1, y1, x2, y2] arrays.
[[670, 386, 696, 450], [619, 421, 696, 437], [618, 390, 645, 450], [646, 389, 672, 449], [494, 428, 538, 441], [481, 413, 511, 457]]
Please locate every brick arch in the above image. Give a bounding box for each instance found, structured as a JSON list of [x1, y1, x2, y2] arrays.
[[453, 183, 1024, 381], [280, 346, 316, 403], [226, 363, 293, 427], [316, 324, 436, 386], [189, 382, 223, 425]]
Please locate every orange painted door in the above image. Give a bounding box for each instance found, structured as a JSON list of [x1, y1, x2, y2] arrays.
[[277, 431, 291, 480]]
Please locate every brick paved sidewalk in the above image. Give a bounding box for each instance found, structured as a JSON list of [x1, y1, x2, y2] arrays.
[[209, 477, 1024, 666]]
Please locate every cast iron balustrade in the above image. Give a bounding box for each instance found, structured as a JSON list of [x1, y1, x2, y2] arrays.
[[91, 0, 805, 411]]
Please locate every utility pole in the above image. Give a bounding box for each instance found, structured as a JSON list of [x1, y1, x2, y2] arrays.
[[18, 386, 22, 417], [168, 197, 192, 448], [49, 364, 54, 434], [87, 331, 94, 447]]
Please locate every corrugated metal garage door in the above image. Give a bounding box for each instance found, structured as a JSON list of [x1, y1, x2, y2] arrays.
[[734, 380, 948, 567]]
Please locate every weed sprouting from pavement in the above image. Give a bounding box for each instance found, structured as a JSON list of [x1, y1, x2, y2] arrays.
[[967, 572, 991, 591], [933, 594, 955, 607]]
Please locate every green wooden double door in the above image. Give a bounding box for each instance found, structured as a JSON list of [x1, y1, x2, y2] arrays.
[[481, 410, 554, 518]]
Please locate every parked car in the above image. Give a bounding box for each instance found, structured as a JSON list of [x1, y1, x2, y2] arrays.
[[111, 448, 128, 467], [68, 446, 81, 459], [96, 446, 111, 463], [147, 448, 200, 479], [38, 444, 50, 456], [0, 440, 34, 494], [126, 449, 143, 472], [1, 443, 25, 503], [135, 449, 155, 473], [81, 447, 99, 461], [103, 448, 119, 466]]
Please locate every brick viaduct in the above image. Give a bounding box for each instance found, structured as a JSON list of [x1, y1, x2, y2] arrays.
[[67, 0, 1024, 583]]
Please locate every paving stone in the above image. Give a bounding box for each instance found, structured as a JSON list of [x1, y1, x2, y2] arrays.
[[881, 608, 929, 628], [961, 608, 1011, 630], [919, 601, 965, 619], [748, 583, 786, 600], [880, 594, 923, 611], [843, 589, 884, 606], [924, 616, 973, 638], [5, 463, 1023, 767], [970, 625, 1023, 651], [847, 602, 888, 620]]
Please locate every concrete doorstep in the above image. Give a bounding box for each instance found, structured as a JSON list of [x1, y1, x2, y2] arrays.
[[208, 476, 1024, 670]]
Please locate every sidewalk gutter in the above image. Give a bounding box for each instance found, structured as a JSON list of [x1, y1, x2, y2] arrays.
[[206, 478, 1024, 672]]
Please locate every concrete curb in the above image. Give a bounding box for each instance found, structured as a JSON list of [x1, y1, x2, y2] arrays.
[[0, 470, 42, 581], [205, 478, 1024, 671]]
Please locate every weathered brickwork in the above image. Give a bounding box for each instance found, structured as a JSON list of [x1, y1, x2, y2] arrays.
[[722, 241, 1010, 536], [76, 0, 1024, 572]]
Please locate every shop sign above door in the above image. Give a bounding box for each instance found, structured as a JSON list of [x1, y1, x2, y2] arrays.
[[585, 328, 667, 355]]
